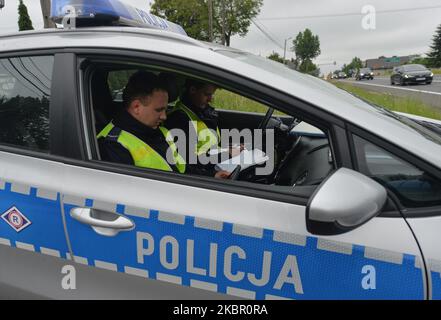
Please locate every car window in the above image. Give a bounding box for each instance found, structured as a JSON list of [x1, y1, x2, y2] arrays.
[[108, 69, 137, 100], [213, 87, 288, 116], [85, 63, 334, 192], [403, 65, 427, 72], [0, 55, 53, 153], [353, 135, 441, 208]]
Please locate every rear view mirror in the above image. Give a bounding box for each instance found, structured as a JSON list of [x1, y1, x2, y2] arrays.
[[306, 168, 387, 235]]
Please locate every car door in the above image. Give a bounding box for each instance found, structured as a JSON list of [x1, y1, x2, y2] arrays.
[[350, 130, 441, 300], [396, 67, 404, 83], [60, 168, 426, 300], [0, 54, 72, 298], [57, 52, 426, 300], [60, 150, 427, 301], [407, 216, 441, 300], [391, 67, 396, 83]]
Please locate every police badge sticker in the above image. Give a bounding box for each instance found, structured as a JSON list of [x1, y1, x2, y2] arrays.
[[1, 206, 32, 232]]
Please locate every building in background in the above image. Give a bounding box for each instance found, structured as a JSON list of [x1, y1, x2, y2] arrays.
[[365, 55, 420, 70]]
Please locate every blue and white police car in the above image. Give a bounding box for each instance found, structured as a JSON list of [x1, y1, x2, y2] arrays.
[[0, 0, 440, 300]]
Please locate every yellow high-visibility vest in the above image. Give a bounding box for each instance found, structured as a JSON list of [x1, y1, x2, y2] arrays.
[[98, 122, 186, 173], [169, 100, 220, 155]]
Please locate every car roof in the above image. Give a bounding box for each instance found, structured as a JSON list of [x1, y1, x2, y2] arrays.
[[1, 27, 440, 167], [403, 64, 427, 69]]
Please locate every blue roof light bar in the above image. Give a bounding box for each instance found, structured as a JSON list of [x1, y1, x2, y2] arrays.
[[50, 0, 187, 36]]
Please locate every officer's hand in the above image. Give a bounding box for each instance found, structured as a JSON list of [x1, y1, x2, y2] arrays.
[[229, 144, 244, 157], [215, 170, 231, 179]]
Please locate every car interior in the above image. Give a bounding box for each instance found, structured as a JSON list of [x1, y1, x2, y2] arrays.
[[86, 63, 335, 189]]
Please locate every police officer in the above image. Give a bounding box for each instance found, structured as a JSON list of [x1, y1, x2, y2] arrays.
[[98, 71, 230, 179], [165, 80, 242, 164]]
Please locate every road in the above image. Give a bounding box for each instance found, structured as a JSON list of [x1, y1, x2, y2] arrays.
[[337, 76, 441, 109]]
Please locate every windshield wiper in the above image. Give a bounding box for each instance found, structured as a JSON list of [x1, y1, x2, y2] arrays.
[[416, 120, 441, 136]]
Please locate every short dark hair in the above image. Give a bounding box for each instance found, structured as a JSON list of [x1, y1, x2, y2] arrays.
[[123, 71, 168, 109], [184, 79, 217, 91]]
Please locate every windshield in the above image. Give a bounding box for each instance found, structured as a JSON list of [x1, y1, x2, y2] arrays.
[[345, 92, 441, 144], [360, 68, 371, 73], [216, 49, 299, 79], [403, 64, 427, 72]]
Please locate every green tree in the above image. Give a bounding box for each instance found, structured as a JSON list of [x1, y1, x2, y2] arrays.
[[214, 0, 263, 46], [341, 63, 348, 74], [343, 57, 363, 75], [18, 0, 34, 31], [299, 59, 320, 76], [151, 0, 209, 41], [428, 24, 441, 68], [291, 29, 320, 75], [267, 52, 285, 64], [292, 29, 321, 63], [151, 0, 263, 46], [352, 57, 363, 68], [408, 57, 430, 67]]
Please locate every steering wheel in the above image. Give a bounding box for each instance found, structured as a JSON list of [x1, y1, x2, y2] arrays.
[[258, 108, 275, 130], [229, 165, 242, 180], [273, 135, 303, 185]]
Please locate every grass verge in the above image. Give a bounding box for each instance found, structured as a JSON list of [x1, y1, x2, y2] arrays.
[[211, 82, 441, 121], [333, 81, 441, 120], [213, 89, 268, 113], [213, 89, 286, 115]]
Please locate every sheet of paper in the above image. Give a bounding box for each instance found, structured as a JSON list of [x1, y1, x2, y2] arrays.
[[208, 148, 229, 156], [215, 149, 269, 173]]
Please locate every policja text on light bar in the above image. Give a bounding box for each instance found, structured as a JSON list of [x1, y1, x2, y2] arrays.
[[50, 0, 187, 35]]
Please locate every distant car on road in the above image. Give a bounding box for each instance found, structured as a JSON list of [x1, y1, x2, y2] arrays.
[[391, 64, 434, 86], [356, 68, 374, 80], [337, 72, 347, 79]]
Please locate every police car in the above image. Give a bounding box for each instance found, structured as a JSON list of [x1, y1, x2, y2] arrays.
[[0, 0, 440, 300]]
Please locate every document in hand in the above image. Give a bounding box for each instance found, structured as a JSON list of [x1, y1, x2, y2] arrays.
[[215, 149, 269, 173]]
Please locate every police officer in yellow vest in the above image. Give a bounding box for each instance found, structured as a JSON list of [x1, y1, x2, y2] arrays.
[[165, 79, 242, 168], [98, 71, 230, 179]]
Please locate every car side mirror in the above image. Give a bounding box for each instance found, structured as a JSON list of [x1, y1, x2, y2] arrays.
[[306, 168, 387, 235]]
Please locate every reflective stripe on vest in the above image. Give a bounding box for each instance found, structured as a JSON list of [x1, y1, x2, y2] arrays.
[[171, 100, 220, 155], [98, 123, 186, 173]]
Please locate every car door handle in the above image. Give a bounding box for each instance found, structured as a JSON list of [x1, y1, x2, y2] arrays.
[[70, 207, 135, 237]]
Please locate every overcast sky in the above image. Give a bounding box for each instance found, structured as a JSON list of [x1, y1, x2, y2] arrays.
[[1, 0, 440, 75]]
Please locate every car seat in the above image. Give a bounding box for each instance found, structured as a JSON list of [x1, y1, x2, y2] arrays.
[[91, 69, 120, 133]]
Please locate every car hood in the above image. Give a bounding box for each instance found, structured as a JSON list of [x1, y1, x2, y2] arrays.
[[404, 70, 431, 76], [395, 112, 441, 130], [396, 112, 441, 125]]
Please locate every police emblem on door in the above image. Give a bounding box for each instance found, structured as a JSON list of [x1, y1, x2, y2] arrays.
[[1, 206, 32, 232]]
